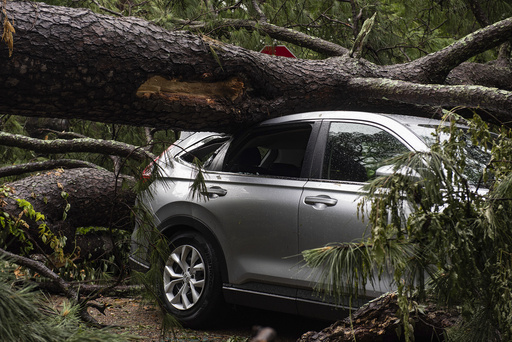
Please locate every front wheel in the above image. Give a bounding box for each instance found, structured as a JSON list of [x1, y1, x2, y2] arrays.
[[160, 232, 225, 328]]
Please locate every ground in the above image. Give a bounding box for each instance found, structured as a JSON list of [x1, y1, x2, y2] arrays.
[[86, 296, 250, 341], [47, 295, 330, 341]]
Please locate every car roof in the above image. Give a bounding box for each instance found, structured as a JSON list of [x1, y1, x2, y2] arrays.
[[259, 110, 443, 127]]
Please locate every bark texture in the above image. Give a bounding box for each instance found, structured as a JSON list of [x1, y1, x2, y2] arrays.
[[298, 293, 459, 342], [1, 1, 511, 132], [0, 160, 101, 178], [0, 132, 156, 162], [1, 168, 135, 258]]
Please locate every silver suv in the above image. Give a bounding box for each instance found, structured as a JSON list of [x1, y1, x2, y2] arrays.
[[130, 111, 453, 327]]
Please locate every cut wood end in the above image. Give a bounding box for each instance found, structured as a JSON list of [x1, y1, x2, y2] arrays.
[[136, 76, 244, 102]]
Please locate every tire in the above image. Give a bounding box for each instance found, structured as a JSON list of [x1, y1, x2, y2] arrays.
[[159, 231, 225, 328]]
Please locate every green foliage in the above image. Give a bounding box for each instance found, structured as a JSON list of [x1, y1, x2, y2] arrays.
[[303, 112, 512, 341], [0, 188, 66, 259], [0, 189, 130, 283], [0, 116, 38, 182], [301, 241, 375, 302], [0, 116, 176, 181], [189, 157, 208, 201], [0, 255, 131, 342], [35, 0, 512, 62], [58, 225, 132, 282]]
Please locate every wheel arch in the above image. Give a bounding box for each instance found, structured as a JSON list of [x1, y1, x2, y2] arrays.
[[158, 216, 229, 284]]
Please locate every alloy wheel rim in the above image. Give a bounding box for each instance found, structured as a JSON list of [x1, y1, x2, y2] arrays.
[[163, 244, 206, 310]]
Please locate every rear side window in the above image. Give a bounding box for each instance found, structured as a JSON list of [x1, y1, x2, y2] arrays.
[[322, 122, 410, 181], [180, 136, 230, 168], [223, 124, 313, 178]]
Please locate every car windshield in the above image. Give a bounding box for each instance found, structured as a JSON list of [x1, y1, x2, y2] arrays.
[[406, 122, 492, 185]]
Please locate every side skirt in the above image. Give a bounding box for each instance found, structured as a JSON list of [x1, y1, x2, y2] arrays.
[[222, 284, 363, 321]]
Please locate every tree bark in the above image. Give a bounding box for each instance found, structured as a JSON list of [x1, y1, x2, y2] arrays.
[[32, 281, 143, 297], [298, 293, 459, 342], [1, 1, 511, 132], [0, 159, 100, 178], [1, 168, 135, 257], [0, 132, 156, 162], [0, 246, 79, 299]]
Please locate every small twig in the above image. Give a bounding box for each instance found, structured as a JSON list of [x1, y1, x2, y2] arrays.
[[35, 129, 87, 139], [251, 0, 267, 22], [0, 246, 78, 301], [319, 13, 353, 28], [86, 301, 109, 315], [90, 0, 123, 17]]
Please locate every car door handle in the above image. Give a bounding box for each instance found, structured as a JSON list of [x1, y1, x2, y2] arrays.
[[304, 195, 338, 207], [201, 186, 227, 198]]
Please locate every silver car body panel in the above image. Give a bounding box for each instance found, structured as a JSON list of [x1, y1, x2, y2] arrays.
[[131, 110, 447, 318]]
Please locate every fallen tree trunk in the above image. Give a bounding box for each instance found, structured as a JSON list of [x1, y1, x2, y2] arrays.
[[1, 1, 511, 132], [298, 293, 459, 342], [0, 168, 136, 258]]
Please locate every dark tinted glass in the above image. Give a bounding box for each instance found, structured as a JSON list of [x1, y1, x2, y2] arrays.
[[224, 125, 313, 178], [323, 122, 409, 181]]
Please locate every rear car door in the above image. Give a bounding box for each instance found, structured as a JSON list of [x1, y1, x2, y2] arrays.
[[201, 122, 319, 287]]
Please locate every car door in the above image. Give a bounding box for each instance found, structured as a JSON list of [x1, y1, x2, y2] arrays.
[[297, 120, 413, 297], [199, 122, 319, 287]]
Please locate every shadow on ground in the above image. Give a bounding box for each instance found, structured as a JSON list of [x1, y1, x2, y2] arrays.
[[76, 296, 332, 341]]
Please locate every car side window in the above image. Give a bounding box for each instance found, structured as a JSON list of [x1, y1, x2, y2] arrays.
[[223, 124, 313, 178], [322, 122, 410, 181], [179, 136, 231, 169]]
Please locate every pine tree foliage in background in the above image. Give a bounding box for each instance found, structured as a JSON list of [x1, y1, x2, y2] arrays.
[[0, 115, 176, 180], [0, 116, 37, 176], [37, 0, 512, 62], [303, 112, 512, 342]]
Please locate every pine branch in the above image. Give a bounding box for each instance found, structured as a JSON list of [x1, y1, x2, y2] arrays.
[[0, 132, 156, 162], [0, 246, 79, 301], [174, 18, 349, 56], [0, 159, 102, 178], [390, 16, 512, 84]]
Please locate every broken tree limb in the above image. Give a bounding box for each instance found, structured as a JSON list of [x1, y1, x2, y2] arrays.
[[0, 159, 101, 178], [0, 246, 79, 300], [298, 293, 459, 342], [0, 132, 156, 162]]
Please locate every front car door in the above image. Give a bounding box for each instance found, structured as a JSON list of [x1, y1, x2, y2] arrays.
[[297, 119, 417, 313]]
